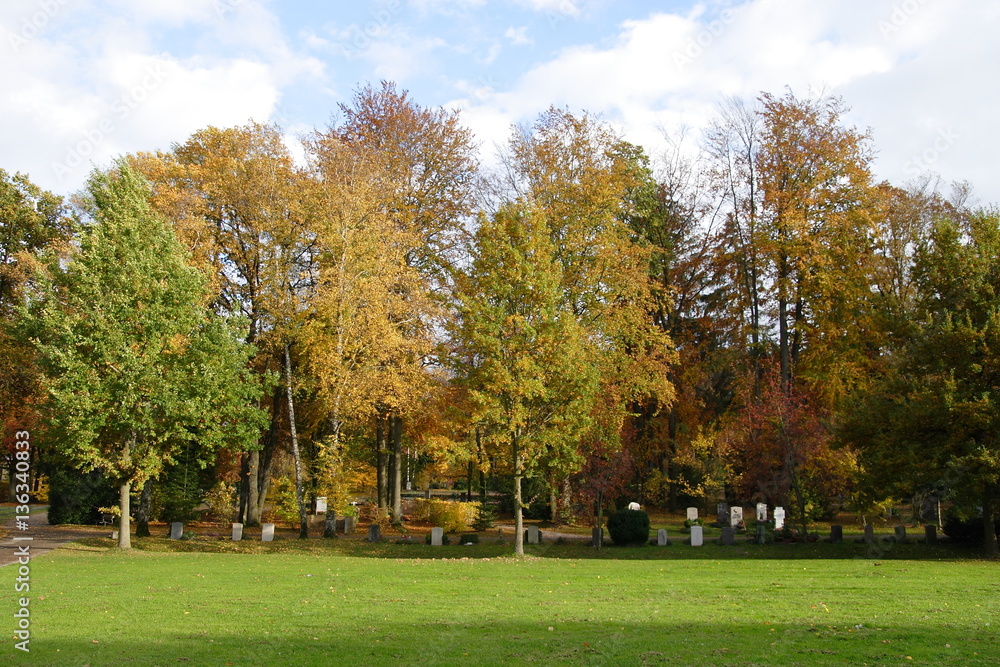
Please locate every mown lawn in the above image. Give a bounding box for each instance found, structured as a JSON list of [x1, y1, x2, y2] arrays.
[[4, 537, 999, 666]]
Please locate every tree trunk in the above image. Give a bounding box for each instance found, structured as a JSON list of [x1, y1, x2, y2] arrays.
[[561, 477, 572, 525], [390, 414, 403, 524], [118, 433, 135, 549], [284, 344, 308, 539], [135, 478, 152, 537], [983, 492, 998, 558], [238, 453, 249, 523], [549, 477, 558, 526], [596, 490, 603, 551], [376, 415, 388, 512], [513, 431, 524, 557]]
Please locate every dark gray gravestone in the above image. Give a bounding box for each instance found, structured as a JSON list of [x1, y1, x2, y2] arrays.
[[170, 522, 183, 540], [717, 502, 729, 524], [657, 529, 668, 546], [721, 526, 735, 546], [323, 515, 337, 538], [756, 524, 766, 545], [367, 524, 381, 542], [830, 525, 843, 543], [344, 516, 357, 535], [863, 524, 874, 543], [894, 525, 907, 543], [526, 526, 541, 544], [591, 527, 604, 547], [925, 524, 938, 545]]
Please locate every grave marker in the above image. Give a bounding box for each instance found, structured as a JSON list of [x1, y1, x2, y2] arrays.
[[863, 523, 874, 543], [344, 516, 357, 535], [431, 527, 443, 546], [686, 507, 698, 522], [232, 523, 243, 541], [657, 529, 668, 546], [170, 522, 183, 540], [262, 523, 275, 542], [830, 525, 843, 543], [721, 526, 735, 546], [894, 525, 907, 543], [527, 526, 541, 544], [755, 524, 766, 545], [773, 507, 785, 530], [717, 502, 729, 524], [730, 506, 743, 527], [925, 524, 938, 545], [367, 524, 381, 542], [690, 525, 703, 546], [315, 496, 328, 514], [756, 503, 767, 522]]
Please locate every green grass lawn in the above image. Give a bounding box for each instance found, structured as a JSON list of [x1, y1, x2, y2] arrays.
[[4, 536, 999, 666]]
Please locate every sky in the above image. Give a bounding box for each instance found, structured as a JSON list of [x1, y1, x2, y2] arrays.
[[2, 0, 998, 204]]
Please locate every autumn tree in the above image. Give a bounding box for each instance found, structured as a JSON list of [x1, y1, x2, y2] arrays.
[[452, 205, 598, 555], [21, 161, 265, 548]]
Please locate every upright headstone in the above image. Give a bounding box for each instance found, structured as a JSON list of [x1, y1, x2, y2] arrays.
[[367, 524, 381, 542], [344, 516, 357, 535], [773, 507, 785, 530], [627, 501, 641, 511], [262, 523, 275, 542], [730, 506, 744, 527], [112, 530, 119, 540], [686, 507, 699, 522], [690, 525, 703, 546], [830, 525, 843, 543], [591, 526, 604, 547], [756, 503, 768, 522], [527, 526, 541, 545], [315, 496, 328, 514], [170, 522, 183, 540], [431, 527, 443, 546], [925, 524, 938, 545], [863, 523, 874, 543], [232, 523, 243, 541], [894, 525, 907, 543], [717, 502, 729, 524], [657, 528, 668, 546], [755, 524, 766, 545], [323, 515, 337, 538], [721, 526, 735, 546], [424, 488, 432, 499]]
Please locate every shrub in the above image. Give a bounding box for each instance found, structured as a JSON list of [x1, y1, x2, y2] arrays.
[[473, 503, 497, 531], [412, 498, 479, 532], [459, 533, 479, 545], [607, 509, 650, 545], [942, 514, 1000, 544]]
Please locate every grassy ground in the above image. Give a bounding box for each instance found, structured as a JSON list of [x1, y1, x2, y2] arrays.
[[4, 533, 999, 666]]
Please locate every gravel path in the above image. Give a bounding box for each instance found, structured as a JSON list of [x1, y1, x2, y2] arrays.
[[0, 510, 109, 567]]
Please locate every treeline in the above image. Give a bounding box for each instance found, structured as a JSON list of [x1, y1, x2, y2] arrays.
[[2, 82, 998, 555]]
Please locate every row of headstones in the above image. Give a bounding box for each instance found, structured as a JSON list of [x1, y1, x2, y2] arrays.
[[663, 523, 940, 546], [167, 520, 357, 542], [689, 504, 787, 529]]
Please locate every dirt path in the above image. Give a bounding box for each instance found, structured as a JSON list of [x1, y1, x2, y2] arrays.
[[0, 510, 109, 567]]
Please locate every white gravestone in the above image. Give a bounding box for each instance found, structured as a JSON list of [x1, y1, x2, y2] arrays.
[[686, 507, 698, 522], [730, 506, 743, 526], [756, 503, 767, 522], [232, 523, 243, 541], [773, 507, 785, 530], [527, 526, 541, 544], [628, 502, 641, 511], [690, 525, 703, 546], [262, 523, 275, 542], [431, 527, 444, 546], [170, 522, 183, 540], [657, 529, 668, 546], [315, 497, 327, 513]]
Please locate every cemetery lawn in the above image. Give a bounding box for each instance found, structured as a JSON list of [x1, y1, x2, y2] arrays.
[[6, 546, 999, 666]]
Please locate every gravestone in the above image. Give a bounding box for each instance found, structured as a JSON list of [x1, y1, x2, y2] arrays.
[[262, 523, 275, 542], [344, 516, 357, 535], [323, 515, 337, 538], [756, 503, 767, 522], [894, 525, 907, 543], [112, 530, 119, 540], [431, 527, 444, 546], [591, 527, 604, 547], [527, 526, 541, 545], [170, 522, 183, 540], [232, 523, 243, 541], [367, 524, 381, 542], [830, 525, 843, 543], [717, 502, 729, 524], [863, 523, 874, 543], [686, 507, 698, 522], [628, 501, 641, 511], [315, 496, 327, 514], [925, 524, 938, 545], [690, 525, 703, 546], [657, 529, 668, 546], [755, 524, 766, 545], [730, 506, 744, 527], [721, 526, 735, 546], [424, 488, 432, 499], [773, 507, 785, 530]]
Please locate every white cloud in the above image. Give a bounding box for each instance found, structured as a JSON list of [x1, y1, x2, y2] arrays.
[[504, 25, 532, 45]]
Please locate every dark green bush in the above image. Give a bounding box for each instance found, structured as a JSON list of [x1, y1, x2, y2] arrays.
[[44, 464, 116, 525], [459, 533, 479, 544], [942, 514, 1000, 544], [607, 509, 650, 545]]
